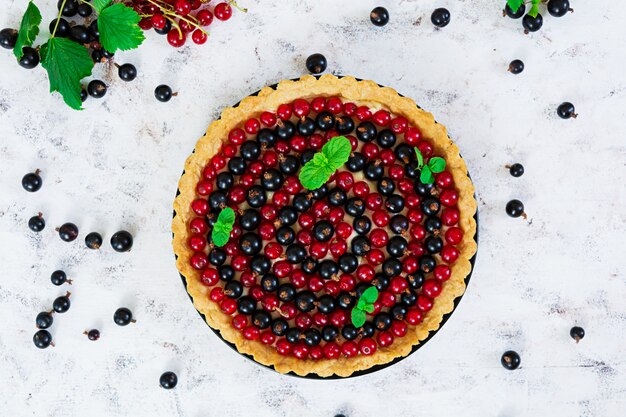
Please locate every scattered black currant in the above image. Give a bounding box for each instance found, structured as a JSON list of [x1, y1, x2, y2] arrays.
[[503, 3, 525, 18], [51, 270, 72, 286], [557, 102, 577, 119], [522, 13, 543, 33], [33, 330, 53, 349], [110, 230, 133, 252], [18, 47, 40, 69], [28, 213, 46, 232], [508, 59, 524, 74], [160, 371, 178, 389], [506, 199, 525, 218], [87, 80, 107, 98], [117, 63, 137, 82], [36, 311, 54, 329], [501, 350, 521, 370], [53, 292, 72, 313], [22, 170, 42, 192], [50, 18, 71, 38], [155, 84, 176, 102], [84, 329, 100, 341], [370, 7, 389, 26], [570, 326, 585, 343], [70, 25, 90, 44], [57, 222, 79, 242], [548, 0, 572, 17], [431, 8, 451, 28], [305, 53, 327, 75], [58, 0, 79, 17], [77, 2, 92, 17], [80, 88, 88, 102], [507, 163, 524, 177], [0, 28, 18, 49], [114, 307, 135, 326], [85, 232, 103, 249]]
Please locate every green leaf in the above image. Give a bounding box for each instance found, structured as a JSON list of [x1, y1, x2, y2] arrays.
[[211, 228, 230, 247], [13, 1, 42, 60], [506, 0, 524, 13], [360, 286, 379, 304], [93, 0, 111, 13], [40, 37, 94, 110], [216, 207, 235, 227], [528, 3, 539, 17], [322, 136, 352, 169], [312, 152, 330, 168], [419, 165, 434, 184], [428, 157, 446, 173], [97, 3, 145, 53], [357, 299, 366, 310], [363, 304, 375, 313], [299, 161, 334, 190], [351, 308, 366, 328], [414, 147, 424, 169]]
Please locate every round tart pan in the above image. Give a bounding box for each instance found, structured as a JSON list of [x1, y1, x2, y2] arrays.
[[172, 76, 479, 379]]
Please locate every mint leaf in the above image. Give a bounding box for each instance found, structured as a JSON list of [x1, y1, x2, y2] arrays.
[[299, 161, 334, 190], [322, 136, 352, 169], [14, 1, 42, 60], [211, 228, 230, 247], [528, 3, 539, 17], [312, 152, 330, 168], [351, 308, 366, 328], [98, 3, 145, 52], [211, 207, 235, 246], [40, 37, 94, 110], [506, 0, 524, 13], [420, 165, 434, 184], [361, 286, 379, 304], [93, 0, 111, 13], [216, 207, 235, 227], [428, 157, 446, 173], [415, 147, 424, 169], [363, 304, 375, 313], [357, 299, 366, 310]]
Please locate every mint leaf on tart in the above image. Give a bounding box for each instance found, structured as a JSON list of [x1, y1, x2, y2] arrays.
[[298, 136, 352, 190], [13, 1, 42, 60], [351, 286, 379, 327], [211, 207, 236, 247]]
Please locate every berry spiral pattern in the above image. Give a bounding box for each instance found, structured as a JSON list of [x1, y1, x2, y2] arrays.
[[173, 76, 477, 377]]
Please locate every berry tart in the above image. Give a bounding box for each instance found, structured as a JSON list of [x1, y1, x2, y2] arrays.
[[172, 75, 477, 377]]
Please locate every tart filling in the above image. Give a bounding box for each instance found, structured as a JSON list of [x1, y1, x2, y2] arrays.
[[173, 75, 477, 377]]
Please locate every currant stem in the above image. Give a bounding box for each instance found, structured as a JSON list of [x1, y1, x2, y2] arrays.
[[51, 0, 68, 38], [77, 0, 96, 10], [228, 0, 248, 13], [144, 0, 209, 35]]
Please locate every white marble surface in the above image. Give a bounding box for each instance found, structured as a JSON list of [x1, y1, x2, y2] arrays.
[[1, 0, 625, 416]]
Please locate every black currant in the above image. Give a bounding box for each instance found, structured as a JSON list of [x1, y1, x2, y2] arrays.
[[216, 172, 234, 191], [113, 307, 134, 326], [431, 8, 451, 28], [292, 193, 312, 212], [77, 2, 92, 17], [346, 152, 366, 172], [370, 6, 389, 26], [522, 13, 543, 33], [117, 63, 137, 82], [275, 120, 295, 140], [374, 312, 392, 330], [285, 243, 307, 264], [88, 20, 99, 38], [160, 371, 178, 389], [377, 177, 395, 196], [53, 292, 71, 313], [387, 235, 408, 257], [364, 161, 384, 180], [382, 258, 402, 277], [300, 149, 316, 165], [80, 88, 88, 102], [422, 197, 441, 216], [277, 283, 296, 302], [36, 311, 53, 329], [57, 223, 79, 242], [316, 112, 335, 131], [328, 188, 347, 206], [228, 156, 247, 175], [425, 235, 443, 254], [271, 318, 289, 336], [240, 209, 261, 231], [395, 143, 414, 163], [508, 59, 524, 74], [219, 265, 235, 282], [504, 3, 525, 18], [407, 272, 425, 289], [295, 291, 316, 313], [85, 232, 103, 249], [557, 102, 577, 119], [209, 190, 228, 209], [250, 255, 271, 275], [372, 274, 389, 292], [318, 260, 339, 280], [424, 216, 442, 233], [155, 84, 175, 102], [570, 326, 585, 343], [87, 80, 107, 98], [111, 230, 133, 252], [279, 155, 300, 175], [385, 194, 405, 213], [209, 247, 227, 265], [276, 226, 295, 246], [501, 350, 521, 370], [28, 213, 46, 232], [240, 140, 261, 161], [261, 169, 284, 191], [22, 170, 42, 192], [317, 295, 336, 314], [356, 122, 377, 143], [341, 324, 358, 340], [353, 215, 372, 235], [296, 117, 315, 136], [337, 292, 355, 310], [17, 46, 39, 69], [70, 25, 90, 43], [33, 330, 53, 349], [506, 199, 525, 218], [338, 253, 358, 273], [345, 197, 366, 217], [391, 304, 407, 320], [51, 270, 71, 286], [298, 254, 314, 273], [548, 0, 572, 17], [335, 116, 355, 134], [322, 325, 338, 342], [304, 328, 321, 346], [237, 296, 256, 315], [401, 290, 417, 307], [508, 163, 524, 177], [252, 310, 272, 329], [310, 184, 329, 199], [285, 328, 301, 344], [305, 53, 327, 75], [224, 280, 243, 298], [0, 28, 17, 49], [376, 129, 396, 148], [313, 220, 334, 242], [389, 214, 409, 234], [58, 0, 78, 16], [85, 329, 100, 341], [351, 235, 371, 256], [277, 206, 297, 226], [419, 255, 436, 273]]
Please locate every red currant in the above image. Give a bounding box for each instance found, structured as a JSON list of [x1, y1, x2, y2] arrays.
[[390, 116, 408, 134], [335, 222, 352, 239], [441, 208, 460, 226], [189, 217, 207, 234], [377, 331, 394, 347], [417, 295, 433, 312], [356, 264, 375, 282], [341, 341, 358, 358], [200, 267, 219, 286], [380, 291, 396, 308], [220, 298, 237, 314], [191, 199, 209, 216], [434, 265, 451, 281], [391, 320, 408, 338], [404, 127, 421, 145], [292, 99, 310, 118], [276, 339, 292, 355], [174, 0, 191, 16], [353, 181, 370, 198], [228, 128, 245, 145], [209, 287, 225, 302], [441, 245, 460, 263], [406, 309, 423, 325], [214, 2, 232, 20], [189, 235, 206, 252], [366, 249, 385, 266], [372, 110, 391, 126], [445, 227, 463, 244], [197, 9, 214, 26], [191, 29, 207, 45], [232, 314, 248, 330], [423, 279, 442, 298], [323, 342, 340, 359], [355, 106, 372, 121], [273, 260, 292, 278], [243, 326, 260, 340], [335, 172, 354, 191], [190, 252, 208, 270], [244, 118, 260, 134], [370, 228, 389, 248], [167, 30, 186, 47], [372, 210, 390, 227], [311, 97, 326, 112], [276, 103, 292, 120], [151, 14, 166, 29], [440, 189, 459, 207], [359, 338, 377, 355], [260, 331, 275, 345]]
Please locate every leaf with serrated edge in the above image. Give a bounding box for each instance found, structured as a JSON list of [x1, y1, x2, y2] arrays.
[[507, 0, 524, 13], [212, 228, 230, 247], [322, 136, 352, 169], [351, 308, 366, 328], [14, 1, 42, 60], [299, 161, 334, 190], [428, 157, 446, 173], [420, 165, 434, 184], [97, 3, 145, 52], [414, 147, 424, 169], [312, 152, 330, 167], [40, 38, 94, 110], [216, 207, 235, 227], [360, 286, 379, 304], [93, 0, 111, 13]]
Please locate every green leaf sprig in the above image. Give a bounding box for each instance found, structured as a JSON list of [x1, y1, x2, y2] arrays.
[[211, 207, 236, 247], [414, 147, 446, 185], [351, 287, 379, 328], [506, 0, 524, 14], [12, 0, 145, 110], [298, 136, 352, 190], [506, 0, 541, 17]]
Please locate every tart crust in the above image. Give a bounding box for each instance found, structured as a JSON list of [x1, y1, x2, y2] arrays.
[[172, 75, 477, 377]]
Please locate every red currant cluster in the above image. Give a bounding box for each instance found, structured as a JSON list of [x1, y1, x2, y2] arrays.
[[131, 0, 246, 47]]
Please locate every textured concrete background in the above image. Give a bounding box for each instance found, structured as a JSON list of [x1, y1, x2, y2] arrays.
[[1, 0, 625, 416]]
